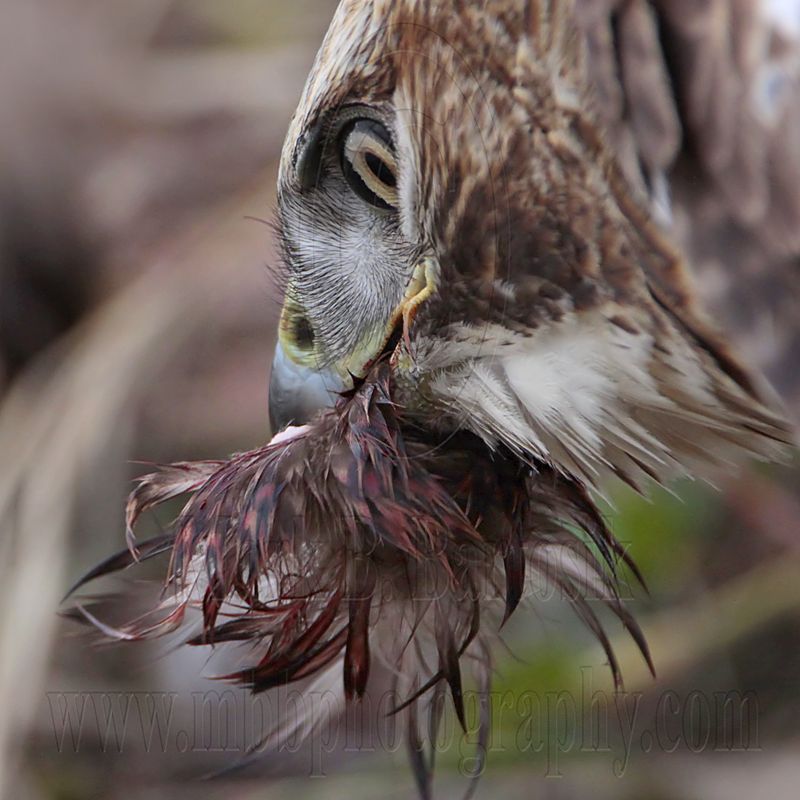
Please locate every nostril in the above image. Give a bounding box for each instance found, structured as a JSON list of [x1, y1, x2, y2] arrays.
[[279, 290, 318, 362], [292, 314, 315, 350]]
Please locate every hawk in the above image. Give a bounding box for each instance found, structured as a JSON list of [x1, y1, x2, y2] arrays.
[[71, 0, 799, 794]]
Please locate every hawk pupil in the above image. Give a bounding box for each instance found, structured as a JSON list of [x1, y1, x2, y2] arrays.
[[365, 152, 396, 188]]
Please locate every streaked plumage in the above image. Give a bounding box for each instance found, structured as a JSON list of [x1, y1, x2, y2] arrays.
[[70, 1, 799, 795]]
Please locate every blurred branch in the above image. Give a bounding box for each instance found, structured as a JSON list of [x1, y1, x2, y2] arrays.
[[101, 48, 315, 123], [0, 175, 275, 798], [3, 0, 316, 126], [609, 552, 800, 692]]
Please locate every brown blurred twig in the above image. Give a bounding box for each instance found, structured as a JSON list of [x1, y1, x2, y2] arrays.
[[602, 551, 800, 692], [0, 177, 276, 798]]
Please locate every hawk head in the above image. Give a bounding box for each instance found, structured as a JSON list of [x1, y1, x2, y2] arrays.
[[270, 0, 789, 489]]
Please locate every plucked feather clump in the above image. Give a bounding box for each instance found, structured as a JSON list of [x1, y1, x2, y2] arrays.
[[69, 363, 651, 792]]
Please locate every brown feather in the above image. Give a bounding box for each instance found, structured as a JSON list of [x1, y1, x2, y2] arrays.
[[70, 361, 649, 783]]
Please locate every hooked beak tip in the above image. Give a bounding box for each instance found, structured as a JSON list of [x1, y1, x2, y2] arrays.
[[268, 341, 346, 432]]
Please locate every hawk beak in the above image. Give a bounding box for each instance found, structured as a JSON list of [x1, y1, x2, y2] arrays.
[[268, 340, 346, 433], [269, 259, 438, 432]]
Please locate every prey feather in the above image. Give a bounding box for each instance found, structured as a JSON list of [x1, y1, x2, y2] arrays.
[[67, 362, 652, 791]]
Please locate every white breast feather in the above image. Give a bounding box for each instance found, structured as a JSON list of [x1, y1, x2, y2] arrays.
[[424, 312, 785, 490]]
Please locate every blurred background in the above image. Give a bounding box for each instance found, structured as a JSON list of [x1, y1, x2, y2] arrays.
[[1, 2, 799, 799]]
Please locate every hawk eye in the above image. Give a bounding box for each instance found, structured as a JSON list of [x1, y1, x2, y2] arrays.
[[339, 119, 398, 211]]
